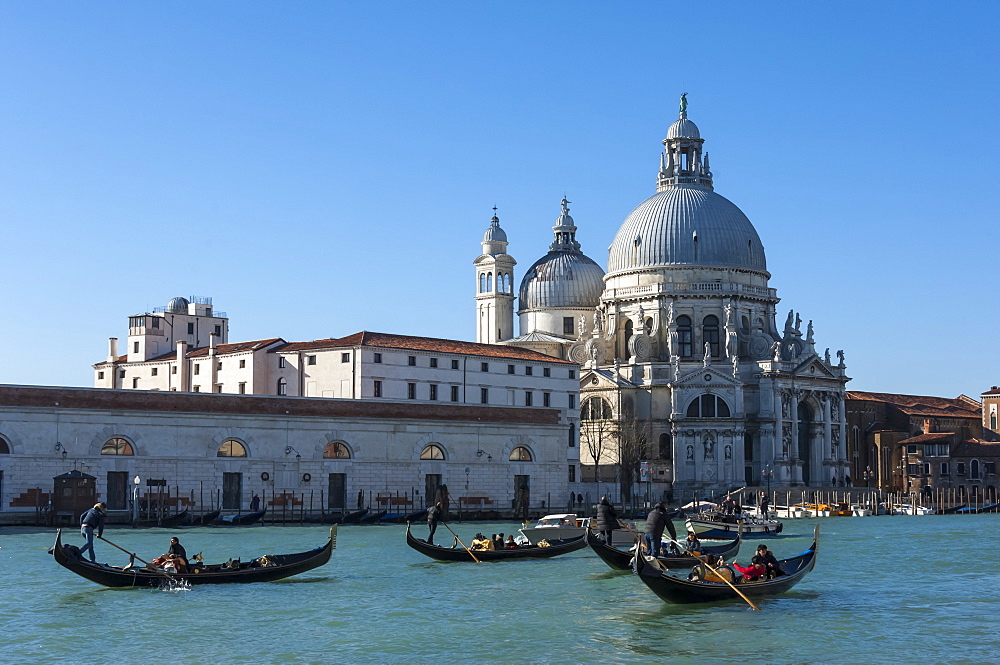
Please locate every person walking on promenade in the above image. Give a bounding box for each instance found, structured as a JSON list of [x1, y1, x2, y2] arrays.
[[79, 502, 107, 563], [595, 496, 619, 544], [426, 502, 443, 545], [643, 503, 670, 557]]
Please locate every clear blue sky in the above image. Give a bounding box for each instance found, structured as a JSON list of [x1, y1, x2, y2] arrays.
[[1, 2, 997, 398]]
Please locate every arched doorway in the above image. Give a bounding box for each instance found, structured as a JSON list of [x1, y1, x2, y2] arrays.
[[797, 402, 813, 485]]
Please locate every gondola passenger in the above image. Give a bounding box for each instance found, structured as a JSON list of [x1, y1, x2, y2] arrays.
[[504, 535, 519, 549], [752, 544, 783, 579], [684, 531, 702, 553]]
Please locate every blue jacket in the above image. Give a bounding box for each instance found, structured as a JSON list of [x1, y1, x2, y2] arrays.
[[80, 508, 105, 536]]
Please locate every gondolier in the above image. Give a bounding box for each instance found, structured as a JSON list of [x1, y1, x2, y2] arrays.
[[426, 502, 443, 545], [78, 502, 106, 563], [595, 496, 619, 543], [643, 503, 669, 557]]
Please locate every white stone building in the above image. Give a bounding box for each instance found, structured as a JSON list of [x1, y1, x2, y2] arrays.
[[480, 97, 850, 495]]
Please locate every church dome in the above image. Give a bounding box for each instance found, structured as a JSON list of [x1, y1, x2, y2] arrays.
[[667, 117, 700, 139], [519, 197, 605, 311], [483, 219, 507, 243], [519, 251, 605, 310], [167, 296, 190, 313], [606, 185, 766, 274]]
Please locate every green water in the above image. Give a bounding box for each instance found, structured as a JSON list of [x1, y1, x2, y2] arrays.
[[1, 516, 998, 664]]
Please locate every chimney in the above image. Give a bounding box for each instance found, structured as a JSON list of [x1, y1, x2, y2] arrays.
[[107, 337, 118, 363], [209, 332, 217, 356], [209, 333, 218, 392], [176, 340, 188, 391], [923, 419, 932, 434]]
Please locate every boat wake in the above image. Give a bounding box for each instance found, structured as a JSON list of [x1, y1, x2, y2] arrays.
[[158, 578, 191, 592]]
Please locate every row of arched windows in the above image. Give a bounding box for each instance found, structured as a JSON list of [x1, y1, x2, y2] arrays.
[[582, 394, 731, 419], [419, 443, 533, 462], [479, 271, 513, 294]]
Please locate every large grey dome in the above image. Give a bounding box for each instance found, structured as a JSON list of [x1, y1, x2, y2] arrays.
[[606, 185, 767, 275], [519, 251, 605, 311], [167, 296, 190, 313]]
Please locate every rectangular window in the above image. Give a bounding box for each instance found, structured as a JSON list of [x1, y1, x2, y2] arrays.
[[217, 361, 222, 370], [278, 357, 286, 369], [132, 377, 139, 388], [307, 355, 317, 365], [940, 462, 949, 475], [374, 353, 382, 363], [239, 359, 246, 369], [451, 359, 459, 370], [543, 392, 551, 407], [508, 364, 515, 374], [341, 353, 350, 363], [525, 391, 533, 407], [907, 444, 917, 454], [430, 358, 438, 368], [214, 325, 221, 336], [97, 371, 104, 380], [408, 356, 416, 366], [986, 462, 996, 475], [957, 462, 966, 475], [569, 394, 576, 409], [171, 366, 177, 374], [922, 463, 930, 475], [408, 383, 416, 399], [429, 384, 438, 401], [907, 463, 921, 475], [238, 382, 246, 394], [187, 323, 194, 334], [119, 369, 125, 378], [481, 387, 489, 404], [133, 341, 139, 353], [194, 364, 200, 375], [569, 369, 576, 379], [215, 385, 223, 393], [481, 362, 489, 372], [193, 386, 200, 392], [543, 367, 551, 377], [525, 366, 533, 376], [568, 464, 576, 482], [451, 385, 459, 402], [151, 368, 158, 377], [151, 318, 159, 329], [563, 316, 574, 335], [373, 380, 383, 397]]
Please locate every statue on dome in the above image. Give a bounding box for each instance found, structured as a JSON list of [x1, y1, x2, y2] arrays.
[[837, 349, 846, 366], [592, 306, 603, 334], [806, 320, 814, 343], [784, 310, 795, 334], [561, 197, 571, 215], [824, 348, 832, 365], [771, 341, 782, 362], [794, 313, 802, 333], [679, 92, 688, 116]]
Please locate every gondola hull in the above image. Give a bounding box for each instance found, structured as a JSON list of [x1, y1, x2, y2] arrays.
[[212, 509, 266, 526], [405, 523, 587, 561], [189, 509, 222, 526], [685, 515, 782, 539], [50, 528, 333, 588], [586, 528, 740, 571], [634, 526, 818, 604]]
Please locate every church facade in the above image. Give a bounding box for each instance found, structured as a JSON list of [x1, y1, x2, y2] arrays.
[[478, 97, 850, 495]]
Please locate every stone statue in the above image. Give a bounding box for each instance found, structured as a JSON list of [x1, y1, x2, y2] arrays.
[[784, 310, 794, 333], [679, 92, 688, 115], [686, 444, 694, 461], [795, 313, 802, 332], [732, 354, 739, 379], [781, 424, 792, 457], [672, 355, 681, 382], [593, 306, 603, 334], [824, 348, 831, 364], [561, 196, 570, 215], [666, 301, 674, 326], [589, 343, 600, 366], [806, 320, 814, 343], [725, 444, 732, 460], [771, 340, 782, 362], [837, 349, 845, 365], [637, 304, 645, 327], [703, 433, 715, 460], [577, 314, 586, 338], [703, 342, 711, 366], [724, 299, 734, 329]]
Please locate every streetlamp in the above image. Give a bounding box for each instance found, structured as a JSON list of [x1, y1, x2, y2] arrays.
[[762, 464, 774, 495], [132, 475, 141, 527], [863, 466, 872, 488]]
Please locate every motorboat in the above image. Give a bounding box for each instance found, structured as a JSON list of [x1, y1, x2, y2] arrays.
[[850, 504, 872, 517], [891, 503, 934, 515], [518, 513, 639, 548], [685, 511, 782, 539]]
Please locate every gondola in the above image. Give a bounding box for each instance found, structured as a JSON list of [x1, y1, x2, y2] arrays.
[[212, 509, 266, 526], [341, 508, 369, 523], [405, 522, 588, 562], [633, 525, 818, 604], [50, 527, 335, 588], [190, 509, 222, 525], [685, 511, 782, 539], [157, 508, 191, 527], [586, 527, 741, 571], [360, 509, 388, 523]]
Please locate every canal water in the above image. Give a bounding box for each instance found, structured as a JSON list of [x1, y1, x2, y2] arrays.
[[2, 515, 998, 664]]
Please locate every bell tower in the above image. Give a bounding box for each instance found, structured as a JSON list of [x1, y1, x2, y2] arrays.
[[474, 209, 516, 344]]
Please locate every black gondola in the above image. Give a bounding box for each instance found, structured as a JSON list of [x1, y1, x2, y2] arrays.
[[360, 509, 388, 523], [341, 508, 369, 523], [587, 527, 741, 571], [190, 509, 222, 525], [50, 527, 335, 588], [212, 509, 266, 526], [633, 525, 819, 604], [157, 508, 191, 527], [405, 522, 588, 562]]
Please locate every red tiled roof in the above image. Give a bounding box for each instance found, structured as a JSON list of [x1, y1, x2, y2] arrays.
[[898, 432, 954, 444], [97, 339, 285, 365], [274, 331, 575, 364], [982, 387, 1000, 396], [952, 439, 1000, 457], [846, 391, 981, 418], [93, 354, 129, 367]]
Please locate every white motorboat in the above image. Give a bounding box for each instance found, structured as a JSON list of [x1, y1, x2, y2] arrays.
[[685, 511, 783, 539], [851, 504, 872, 517], [519, 514, 639, 547], [891, 503, 934, 515]]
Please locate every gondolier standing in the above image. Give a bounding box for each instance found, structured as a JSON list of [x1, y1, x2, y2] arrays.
[[643, 503, 669, 557], [595, 496, 619, 544], [79, 502, 106, 563], [426, 501, 443, 545]]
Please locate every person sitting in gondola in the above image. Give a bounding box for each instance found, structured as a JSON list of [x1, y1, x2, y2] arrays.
[[494, 533, 505, 550], [471, 533, 493, 550], [504, 535, 519, 549], [684, 531, 702, 554], [731, 559, 766, 581], [151, 537, 188, 573], [752, 544, 783, 579]]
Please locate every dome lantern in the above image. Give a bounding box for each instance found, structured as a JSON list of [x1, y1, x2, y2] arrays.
[[658, 93, 713, 192]]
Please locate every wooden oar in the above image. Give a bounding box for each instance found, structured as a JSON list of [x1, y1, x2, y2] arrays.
[[97, 535, 176, 582], [441, 523, 481, 563], [656, 524, 760, 611]]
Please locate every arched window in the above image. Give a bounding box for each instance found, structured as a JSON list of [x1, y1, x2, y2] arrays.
[[686, 394, 731, 418], [420, 444, 445, 460], [702, 315, 720, 357], [509, 446, 533, 461], [971, 459, 981, 480], [101, 438, 134, 455], [582, 397, 612, 420], [644, 318, 653, 336], [0, 437, 9, 454], [218, 439, 247, 457], [739, 316, 750, 357], [677, 316, 693, 357], [568, 423, 576, 448], [480, 273, 486, 293], [323, 442, 351, 459], [486, 273, 493, 291], [622, 319, 634, 359], [658, 433, 672, 459], [277, 378, 287, 396]]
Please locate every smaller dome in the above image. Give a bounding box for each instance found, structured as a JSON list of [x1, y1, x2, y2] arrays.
[[482, 214, 507, 243], [518, 252, 605, 311], [167, 297, 189, 313], [667, 118, 700, 139]]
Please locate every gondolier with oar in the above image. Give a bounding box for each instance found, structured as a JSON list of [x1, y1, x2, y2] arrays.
[[426, 502, 443, 545], [78, 502, 107, 563]]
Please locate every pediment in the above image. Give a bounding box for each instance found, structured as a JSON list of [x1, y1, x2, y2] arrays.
[[791, 355, 837, 379], [675, 365, 739, 389], [580, 368, 636, 389]]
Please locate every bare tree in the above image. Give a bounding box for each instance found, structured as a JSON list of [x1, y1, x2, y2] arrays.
[[616, 410, 652, 503], [580, 396, 614, 491]]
